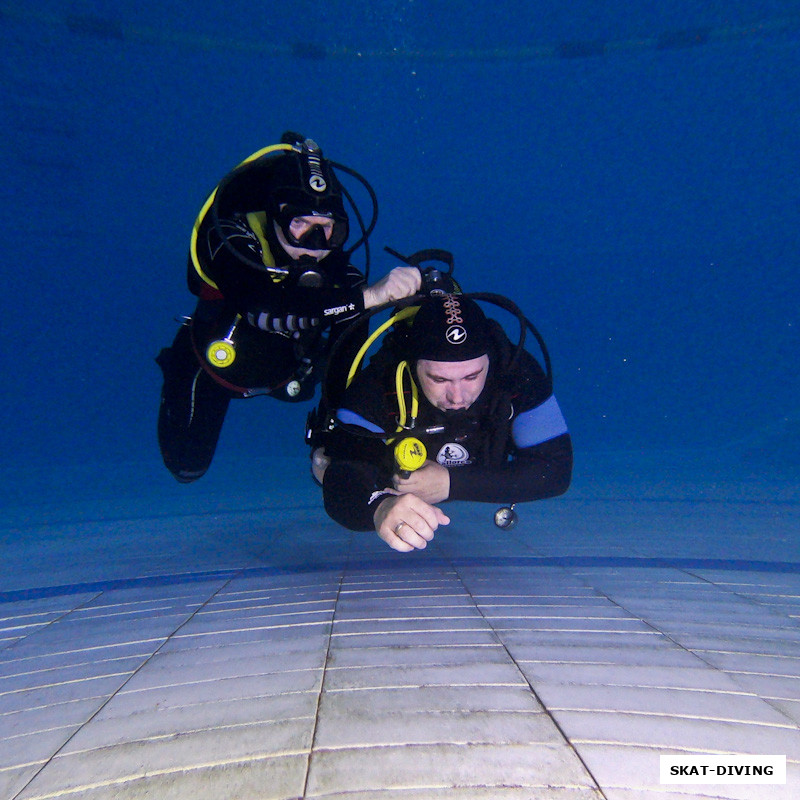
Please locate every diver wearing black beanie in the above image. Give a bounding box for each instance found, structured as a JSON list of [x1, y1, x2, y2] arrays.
[[321, 293, 573, 549], [407, 294, 493, 363]]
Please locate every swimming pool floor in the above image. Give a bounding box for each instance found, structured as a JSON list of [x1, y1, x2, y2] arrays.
[[1, 455, 798, 799]]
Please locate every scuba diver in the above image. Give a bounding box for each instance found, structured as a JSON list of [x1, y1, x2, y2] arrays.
[[309, 251, 573, 552], [156, 131, 420, 483]]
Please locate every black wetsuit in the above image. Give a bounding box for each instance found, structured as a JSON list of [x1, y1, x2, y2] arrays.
[[322, 332, 573, 531], [156, 206, 366, 483]]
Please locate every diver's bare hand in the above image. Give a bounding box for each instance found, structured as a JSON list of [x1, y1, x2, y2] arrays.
[[392, 461, 450, 504], [362, 266, 421, 309], [373, 493, 450, 552]]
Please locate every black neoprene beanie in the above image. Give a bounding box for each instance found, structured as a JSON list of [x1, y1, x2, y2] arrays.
[[409, 294, 492, 362]]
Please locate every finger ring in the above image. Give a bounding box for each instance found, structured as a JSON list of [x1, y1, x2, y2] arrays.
[[394, 521, 407, 534]]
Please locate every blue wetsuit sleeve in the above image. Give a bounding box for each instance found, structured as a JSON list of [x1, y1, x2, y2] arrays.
[[511, 395, 568, 448]]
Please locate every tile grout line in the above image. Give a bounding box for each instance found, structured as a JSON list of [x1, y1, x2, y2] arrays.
[[1, 590, 107, 654], [9, 573, 246, 800], [446, 557, 610, 800], [565, 564, 800, 734], [663, 568, 800, 730], [568, 564, 762, 673], [682, 568, 800, 631], [300, 530, 356, 800]]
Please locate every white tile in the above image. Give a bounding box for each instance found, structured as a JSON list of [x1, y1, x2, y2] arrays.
[[66, 691, 320, 750], [304, 788, 601, 799], [169, 609, 335, 638], [15, 753, 309, 800], [496, 629, 666, 650], [165, 622, 332, 650], [486, 617, 654, 634], [698, 651, 800, 677], [305, 743, 596, 796], [517, 663, 746, 692], [533, 682, 791, 726], [0, 640, 160, 670], [0, 655, 143, 694], [724, 672, 800, 700], [0, 697, 101, 740], [326, 644, 509, 670], [114, 668, 324, 710], [568, 743, 664, 794], [0, 725, 82, 770], [148, 642, 327, 675], [324, 659, 525, 690], [330, 630, 501, 647], [577, 744, 799, 800], [336, 595, 479, 612], [313, 708, 560, 749], [332, 616, 489, 635], [0, 765, 44, 800], [507, 643, 706, 669], [604, 788, 794, 800], [477, 602, 634, 619], [676, 635, 800, 658], [319, 685, 543, 716], [0, 673, 135, 714], [556, 709, 800, 756], [768, 698, 800, 725]]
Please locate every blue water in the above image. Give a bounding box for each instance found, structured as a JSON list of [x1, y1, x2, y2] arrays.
[[2, 1, 798, 513]]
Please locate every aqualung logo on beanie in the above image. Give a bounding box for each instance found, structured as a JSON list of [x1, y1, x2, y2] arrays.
[[445, 325, 467, 344], [268, 150, 343, 215], [411, 294, 491, 362]]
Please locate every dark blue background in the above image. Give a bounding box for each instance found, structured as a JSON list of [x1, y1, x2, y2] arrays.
[[2, 2, 798, 506]]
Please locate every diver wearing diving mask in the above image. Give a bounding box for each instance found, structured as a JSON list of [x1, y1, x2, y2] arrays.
[[155, 131, 421, 484]]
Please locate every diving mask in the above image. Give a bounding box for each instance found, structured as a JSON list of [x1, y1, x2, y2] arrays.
[[275, 205, 349, 251]]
